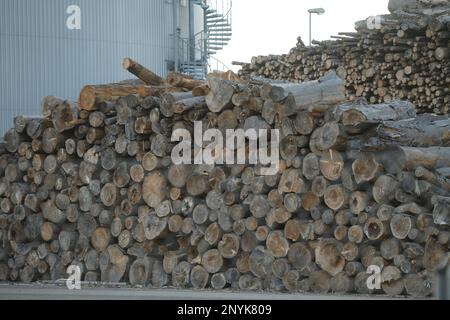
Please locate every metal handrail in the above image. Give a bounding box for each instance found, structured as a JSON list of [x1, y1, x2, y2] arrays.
[[177, 0, 232, 76], [178, 34, 230, 73]]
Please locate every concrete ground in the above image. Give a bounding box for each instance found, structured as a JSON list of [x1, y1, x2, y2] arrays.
[[0, 283, 424, 300]]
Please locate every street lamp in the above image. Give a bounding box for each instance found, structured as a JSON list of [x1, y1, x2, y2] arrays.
[[308, 8, 325, 46]]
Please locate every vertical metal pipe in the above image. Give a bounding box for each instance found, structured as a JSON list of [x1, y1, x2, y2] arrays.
[[173, 0, 180, 72], [309, 12, 312, 47], [189, 0, 195, 61], [203, 5, 208, 74]]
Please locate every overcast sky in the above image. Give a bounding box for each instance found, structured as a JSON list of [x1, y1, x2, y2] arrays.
[[213, 0, 390, 71]]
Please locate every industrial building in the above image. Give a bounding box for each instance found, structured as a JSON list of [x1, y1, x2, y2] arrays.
[[0, 0, 232, 133]]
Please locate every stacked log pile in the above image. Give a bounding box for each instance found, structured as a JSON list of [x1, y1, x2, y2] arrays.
[[0, 62, 449, 298], [239, 2, 450, 115]]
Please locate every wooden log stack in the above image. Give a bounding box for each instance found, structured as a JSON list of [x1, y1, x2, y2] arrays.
[[239, 4, 450, 115], [0, 61, 449, 298]]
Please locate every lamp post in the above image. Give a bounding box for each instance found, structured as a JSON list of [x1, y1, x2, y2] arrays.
[[308, 8, 325, 46]]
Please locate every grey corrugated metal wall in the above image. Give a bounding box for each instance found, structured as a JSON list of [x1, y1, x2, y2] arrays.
[[0, 0, 190, 134]]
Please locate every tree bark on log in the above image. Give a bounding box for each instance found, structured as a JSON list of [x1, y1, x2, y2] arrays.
[[332, 100, 416, 126], [79, 84, 163, 111], [262, 71, 346, 114], [167, 72, 205, 90], [206, 76, 237, 113], [376, 115, 450, 147], [123, 58, 165, 86], [377, 146, 450, 174]]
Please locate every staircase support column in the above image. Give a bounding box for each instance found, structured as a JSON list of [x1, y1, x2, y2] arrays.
[[189, 0, 196, 62], [173, 0, 180, 72], [203, 6, 209, 74]]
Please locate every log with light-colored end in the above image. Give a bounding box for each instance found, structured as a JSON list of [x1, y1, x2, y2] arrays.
[[315, 241, 346, 276], [190, 265, 210, 289], [123, 58, 165, 86], [142, 171, 168, 209], [202, 249, 223, 274], [320, 149, 344, 181], [373, 175, 399, 204], [218, 234, 240, 259], [266, 231, 290, 258], [324, 185, 348, 211], [91, 228, 111, 252], [390, 214, 412, 240], [349, 191, 369, 215], [352, 155, 382, 185]]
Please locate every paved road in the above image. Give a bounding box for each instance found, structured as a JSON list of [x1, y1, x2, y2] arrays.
[[0, 283, 419, 300]]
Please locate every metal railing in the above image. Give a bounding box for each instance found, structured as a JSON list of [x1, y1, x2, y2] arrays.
[[178, 32, 230, 75], [178, 31, 206, 66], [203, 0, 232, 73], [176, 0, 232, 77], [205, 0, 232, 25]]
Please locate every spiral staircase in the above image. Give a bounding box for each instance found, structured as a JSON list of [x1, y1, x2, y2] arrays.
[[179, 0, 232, 79]]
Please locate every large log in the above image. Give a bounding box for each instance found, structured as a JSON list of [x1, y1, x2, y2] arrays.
[[160, 92, 194, 117], [376, 115, 450, 147], [261, 71, 346, 114], [331, 100, 416, 126], [123, 58, 165, 86], [79, 84, 163, 111], [377, 146, 450, 174], [167, 72, 205, 90], [205, 76, 237, 113], [52, 102, 80, 133]]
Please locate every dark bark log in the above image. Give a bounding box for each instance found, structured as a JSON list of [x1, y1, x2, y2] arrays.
[[52, 102, 79, 133], [303, 153, 320, 181], [335, 100, 416, 126], [377, 115, 450, 148], [160, 92, 193, 117], [288, 242, 313, 272], [146, 260, 166, 288], [377, 147, 450, 174], [404, 274, 433, 298]]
